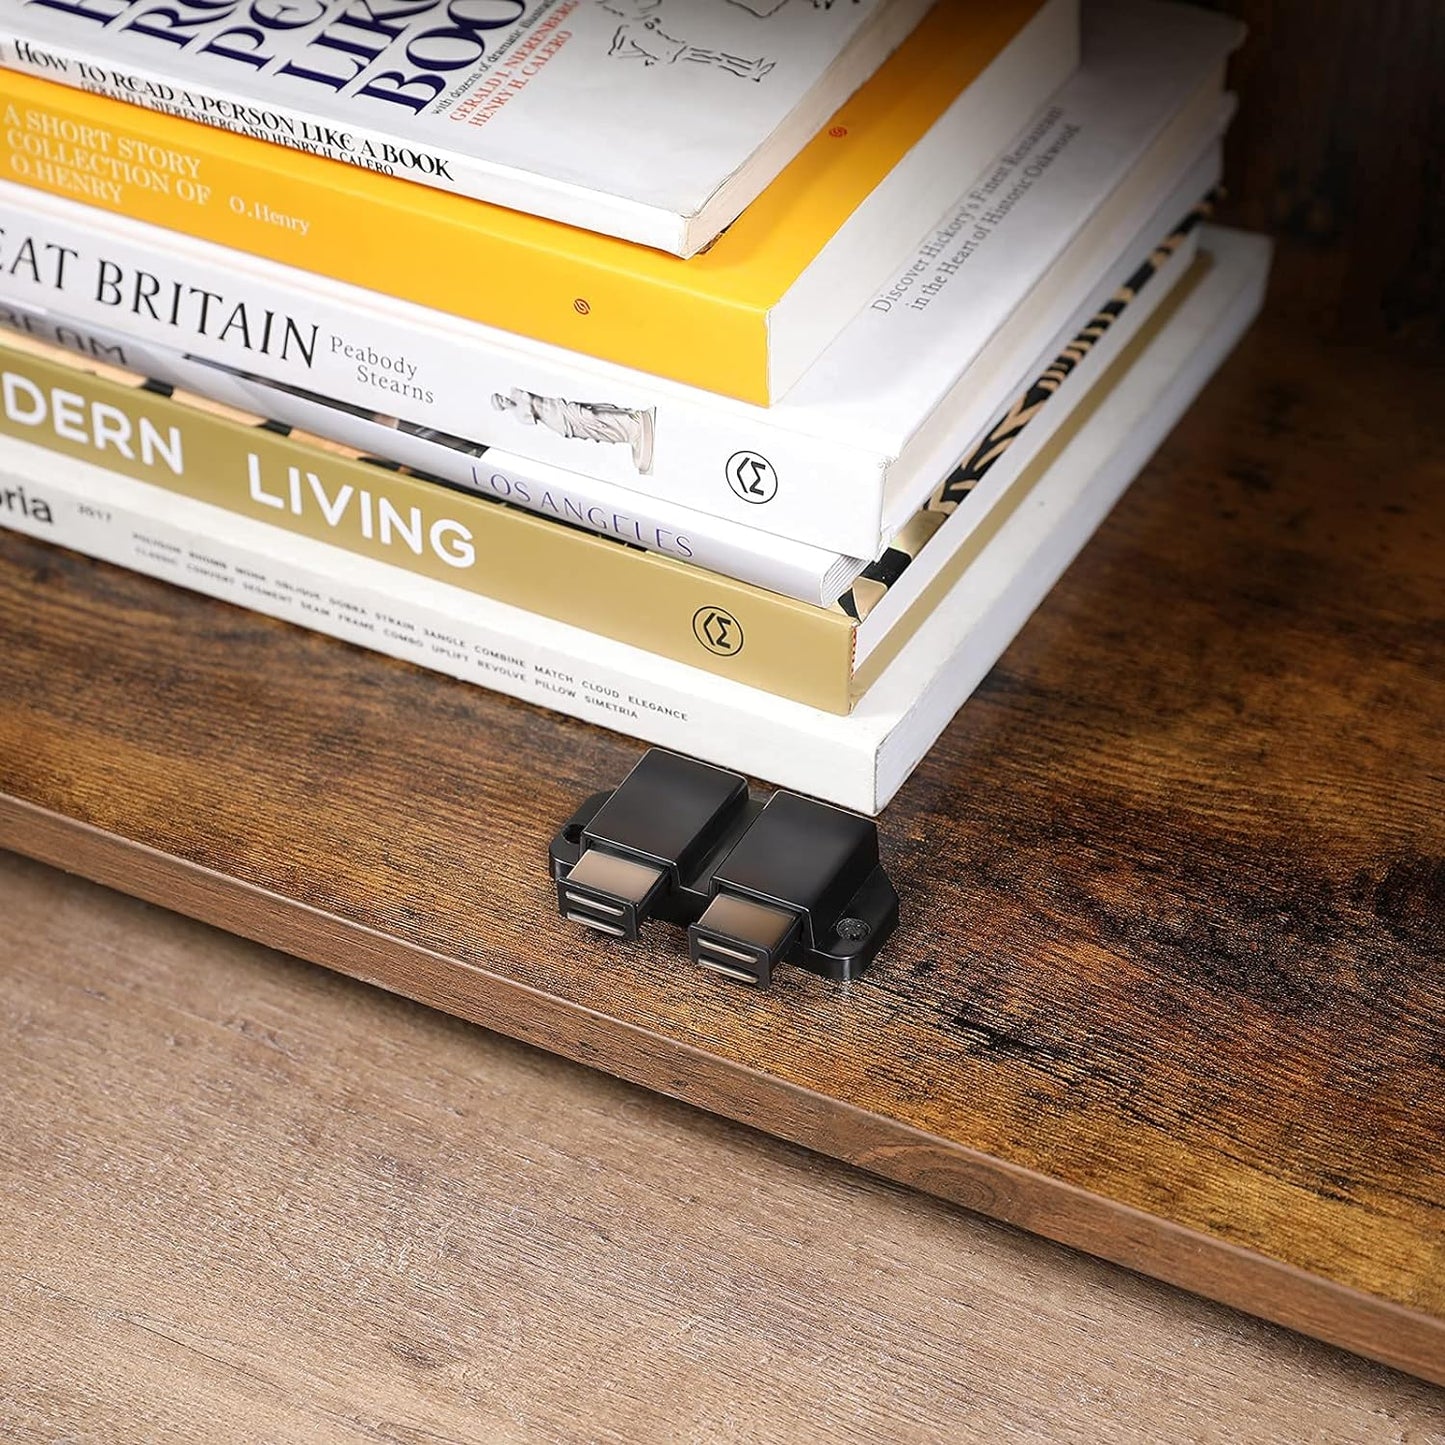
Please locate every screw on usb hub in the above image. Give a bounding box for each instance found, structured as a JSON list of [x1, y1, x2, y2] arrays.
[[550, 749, 898, 984]]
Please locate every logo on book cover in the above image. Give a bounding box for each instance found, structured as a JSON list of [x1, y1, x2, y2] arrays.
[[693, 606, 744, 657], [725, 450, 777, 504]]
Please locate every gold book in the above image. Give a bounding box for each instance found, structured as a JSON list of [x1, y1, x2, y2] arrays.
[[0, 327, 862, 708]]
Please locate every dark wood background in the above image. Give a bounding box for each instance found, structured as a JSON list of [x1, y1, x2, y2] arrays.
[[3, 293, 1442, 1379], [9, 851, 1444, 1442], [1209, 0, 1445, 352], [1, 0, 1442, 1395]]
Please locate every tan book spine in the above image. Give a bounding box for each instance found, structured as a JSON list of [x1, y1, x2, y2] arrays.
[[0, 331, 857, 711]]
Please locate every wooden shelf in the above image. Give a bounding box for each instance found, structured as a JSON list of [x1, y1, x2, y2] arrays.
[[2, 308, 1442, 1385]]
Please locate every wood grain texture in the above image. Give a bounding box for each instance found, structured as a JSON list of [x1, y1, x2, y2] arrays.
[[0, 309, 1442, 1385], [1209, 0, 1445, 351], [4, 850, 1443, 1444]]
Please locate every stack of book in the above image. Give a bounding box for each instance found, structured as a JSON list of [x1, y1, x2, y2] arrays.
[[0, 0, 1268, 812]]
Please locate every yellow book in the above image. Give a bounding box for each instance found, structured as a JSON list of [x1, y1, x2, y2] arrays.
[[0, 0, 1077, 402]]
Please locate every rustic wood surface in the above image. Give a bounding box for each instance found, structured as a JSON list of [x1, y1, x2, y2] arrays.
[[0, 306, 1441, 1387], [1210, 0, 1445, 353], [3, 849, 1443, 1444]]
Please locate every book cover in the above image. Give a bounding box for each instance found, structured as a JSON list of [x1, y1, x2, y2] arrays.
[[0, 0, 1235, 552], [0, 324, 860, 709], [0, 126, 1217, 623], [842, 187, 1209, 691], [0, 0, 1077, 399], [0, 298, 862, 604], [0, 228, 1272, 812], [0, 196, 1201, 713], [0, 0, 941, 255]]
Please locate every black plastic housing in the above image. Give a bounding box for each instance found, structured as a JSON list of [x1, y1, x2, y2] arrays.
[[696, 791, 897, 982], [585, 749, 750, 888], [549, 749, 898, 983], [552, 750, 760, 941]]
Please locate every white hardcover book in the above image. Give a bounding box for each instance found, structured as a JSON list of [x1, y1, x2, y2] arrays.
[[847, 153, 1209, 662], [0, 298, 861, 604], [0, 0, 948, 255], [0, 0, 1241, 559], [0, 134, 1216, 608], [0, 228, 1271, 812]]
